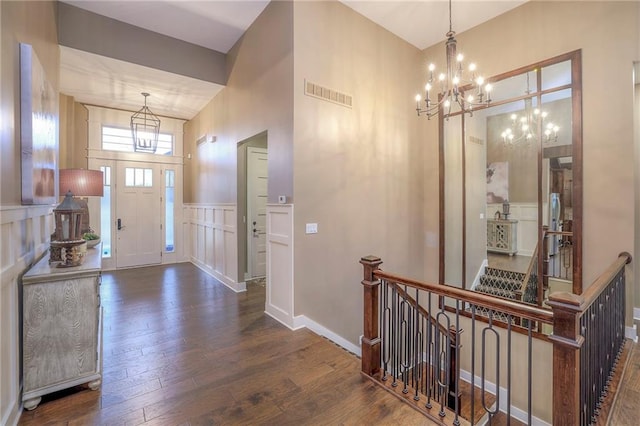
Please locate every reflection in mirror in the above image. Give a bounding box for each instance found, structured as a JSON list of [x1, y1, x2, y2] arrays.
[[444, 115, 463, 288], [440, 51, 582, 314]]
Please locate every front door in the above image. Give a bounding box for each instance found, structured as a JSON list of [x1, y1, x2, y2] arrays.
[[247, 147, 268, 278], [115, 162, 162, 268]]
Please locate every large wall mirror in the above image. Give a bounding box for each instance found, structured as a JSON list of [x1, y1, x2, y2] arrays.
[[439, 50, 582, 305]]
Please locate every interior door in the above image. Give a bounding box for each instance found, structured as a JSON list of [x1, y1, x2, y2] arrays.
[[247, 147, 268, 278], [115, 162, 162, 268]]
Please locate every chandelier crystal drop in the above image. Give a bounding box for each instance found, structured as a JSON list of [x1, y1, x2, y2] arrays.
[[415, 0, 492, 119]]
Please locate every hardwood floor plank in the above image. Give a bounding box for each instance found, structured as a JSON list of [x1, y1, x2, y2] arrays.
[[16, 263, 435, 425]]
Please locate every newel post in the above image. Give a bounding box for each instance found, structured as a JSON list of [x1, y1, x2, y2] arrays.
[[546, 291, 584, 425], [360, 255, 383, 376]]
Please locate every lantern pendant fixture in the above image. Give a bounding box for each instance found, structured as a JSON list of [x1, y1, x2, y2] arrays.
[[130, 92, 161, 153]]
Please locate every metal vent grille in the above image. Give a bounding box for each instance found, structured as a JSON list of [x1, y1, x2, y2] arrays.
[[468, 135, 484, 145], [304, 80, 352, 108]]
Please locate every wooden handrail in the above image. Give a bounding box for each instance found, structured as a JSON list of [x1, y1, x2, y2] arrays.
[[548, 252, 631, 311], [373, 269, 554, 325], [544, 230, 573, 237], [519, 241, 539, 303]]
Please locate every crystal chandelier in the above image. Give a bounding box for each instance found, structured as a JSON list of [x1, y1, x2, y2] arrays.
[[501, 72, 559, 145], [415, 0, 492, 119], [130, 92, 161, 153]]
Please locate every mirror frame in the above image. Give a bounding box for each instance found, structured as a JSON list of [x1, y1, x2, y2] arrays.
[[438, 50, 583, 296]]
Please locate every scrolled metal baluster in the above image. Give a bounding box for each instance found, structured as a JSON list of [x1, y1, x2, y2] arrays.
[[471, 305, 476, 426], [527, 317, 533, 426], [414, 288, 422, 401], [481, 313, 500, 420], [436, 305, 451, 418], [391, 284, 398, 387], [399, 288, 411, 395], [453, 299, 461, 426], [506, 314, 512, 425], [381, 280, 390, 381], [425, 291, 433, 410]]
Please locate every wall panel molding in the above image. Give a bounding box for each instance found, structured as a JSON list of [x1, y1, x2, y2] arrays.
[[264, 204, 294, 328], [183, 204, 242, 292], [1, 205, 53, 426]]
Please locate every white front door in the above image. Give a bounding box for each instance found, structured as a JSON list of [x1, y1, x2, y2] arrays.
[[115, 162, 162, 268], [247, 147, 268, 278]]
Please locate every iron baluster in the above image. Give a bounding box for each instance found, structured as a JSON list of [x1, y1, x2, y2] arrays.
[[414, 289, 422, 401], [506, 314, 512, 426], [481, 313, 500, 419], [470, 305, 476, 426]]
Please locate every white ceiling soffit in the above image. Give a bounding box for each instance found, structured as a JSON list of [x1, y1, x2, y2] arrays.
[[61, 0, 271, 54], [60, 46, 224, 120], [341, 0, 527, 50]]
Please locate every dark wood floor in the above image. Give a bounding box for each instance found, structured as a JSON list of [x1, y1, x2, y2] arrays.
[[609, 339, 640, 425], [18, 263, 434, 425], [17, 262, 639, 425]]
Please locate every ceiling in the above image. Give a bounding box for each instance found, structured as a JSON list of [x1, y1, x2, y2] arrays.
[[59, 0, 526, 120]]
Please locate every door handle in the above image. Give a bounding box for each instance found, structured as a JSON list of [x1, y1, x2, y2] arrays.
[[117, 218, 125, 230]]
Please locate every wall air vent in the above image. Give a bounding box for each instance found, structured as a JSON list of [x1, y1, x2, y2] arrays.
[[468, 135, 484, 145], [304, 80, 352, 108]]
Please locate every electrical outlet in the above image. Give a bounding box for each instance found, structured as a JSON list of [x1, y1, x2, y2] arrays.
[[305, 223, 318, 234]]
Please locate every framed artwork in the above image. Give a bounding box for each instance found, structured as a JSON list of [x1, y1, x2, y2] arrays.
[[486, 161, 509, 203], [20, 43, 58, 205]]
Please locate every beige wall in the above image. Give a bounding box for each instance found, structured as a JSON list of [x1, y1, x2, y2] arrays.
[[59, 94, 88, 169], [0, 1, 59, 423], [292, 1, 427, 344], [184, 0, 293, 205], [424, 2, 639, 300], [1, 0, 59, 205]]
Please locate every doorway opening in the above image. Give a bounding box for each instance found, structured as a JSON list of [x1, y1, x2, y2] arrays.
[[237, 132, 268, 283]]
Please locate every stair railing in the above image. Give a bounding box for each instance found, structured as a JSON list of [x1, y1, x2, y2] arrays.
[[546, 252, 631, 425], [361, 255, 554, 424], [362, 252, 632, 425], [518, 242, 540, 306]]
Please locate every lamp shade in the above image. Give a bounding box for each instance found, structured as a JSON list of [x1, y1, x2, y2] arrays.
[[59, 169, 104, 197]]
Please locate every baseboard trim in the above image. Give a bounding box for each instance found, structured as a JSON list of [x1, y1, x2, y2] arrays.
[[292, 315, 361, 356], [471, 259, 488, 290], [264, 304, 294, 329], [625, 324, 638, 342], [1, 396, 22, 426], [190, 259, 246, 293], [459, 370, 551, 426], [263, 311, 361, 356]]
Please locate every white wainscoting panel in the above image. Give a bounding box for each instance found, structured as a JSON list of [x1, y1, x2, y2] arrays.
[[183, 204, 243, 292], [264, 204, 294, 328], [1, 205, 53, 426]]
